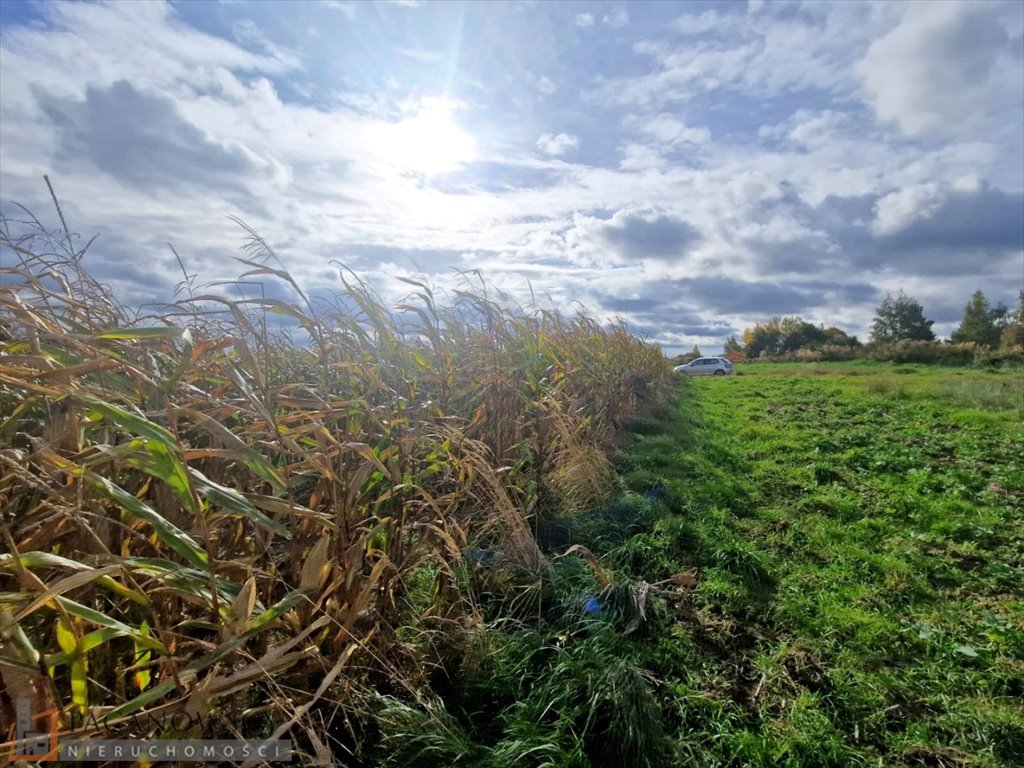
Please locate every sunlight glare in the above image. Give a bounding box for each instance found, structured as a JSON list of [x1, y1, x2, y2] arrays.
[[383, 101, 476, 176]]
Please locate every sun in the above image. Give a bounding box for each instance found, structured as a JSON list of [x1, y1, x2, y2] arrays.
[[383, 100, 476, 177]]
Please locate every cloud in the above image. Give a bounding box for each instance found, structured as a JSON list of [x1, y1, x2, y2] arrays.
[[324, 1, 356, 17], [565, 207, 702, 265], [870, 178, 1024, 253], [535, 132, 579, 156], [574, 13, 594, 28], [619, 143, 665, 171], [602, 9, 629, 29], [37, 81, 265, 191], [631, 114, 710, 146], [1, 0, 1021, 356], [672, 11, 722, 37], [671, 276, 879, 316], [603, 3, 880, 108], [857, 1, 1018, 137], [535, 76, 557, 96], [758, 109, 851, 150]]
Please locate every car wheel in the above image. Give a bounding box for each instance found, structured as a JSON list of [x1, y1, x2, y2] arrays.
[[713, 369, 726, 376]]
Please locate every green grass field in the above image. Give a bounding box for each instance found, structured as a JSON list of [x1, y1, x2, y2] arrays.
[[392, 362, 1024, 767], [637, 362, 1024, 766]]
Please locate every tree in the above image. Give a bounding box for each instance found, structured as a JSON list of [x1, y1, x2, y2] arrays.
[[999, 290, 1024, 350], [741, 316, 832, 357], [869, 291, 935, 343], [778, 316, 826, 351], [742, 319, 782, 358], [822, 326, 861, 347], [672, 344, 702, 365], [951, 290, 1007, 347], [723, 335, 745, 361]]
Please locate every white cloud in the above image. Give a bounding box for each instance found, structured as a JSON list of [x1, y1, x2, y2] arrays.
[[672, 11, 721, 36], [536, 132, 579, 156], [871, 176, 989, 237], [324, 1, 356, 18], [535, 75, 556, 96], [1, 0, 1020, 357], [619, 142, 663, 171], [574, 13, 594, 28], [603, 9, 629, 29], [857, 1, 1017, 137], [758, 109, 850, 149], [604, 4, 882, 108], [634, 114, 710, 146]]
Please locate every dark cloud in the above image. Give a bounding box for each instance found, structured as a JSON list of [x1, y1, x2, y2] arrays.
[[742, 185, 1023, 278], [678, 276, 818, 315], [599, 209, 702, 260], [593, 294, 669, 314], [594, 276, 878, 331], [661, 275, 878, 316], [875, 185, 1024, 252], [37, 81, 261, 190]]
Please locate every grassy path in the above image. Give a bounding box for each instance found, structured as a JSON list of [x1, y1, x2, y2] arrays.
[[615, 363, 1023, 767]]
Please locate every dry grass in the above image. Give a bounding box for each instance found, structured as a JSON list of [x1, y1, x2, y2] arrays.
[[0, 204, 668, 763]]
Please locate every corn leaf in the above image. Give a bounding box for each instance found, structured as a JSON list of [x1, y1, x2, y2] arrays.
[[55, 597, 168, 654], [84, 471, 208, 570], [133, 621, 152, 692], [189, 467, 289, 537], [93, 327, 187, 340]]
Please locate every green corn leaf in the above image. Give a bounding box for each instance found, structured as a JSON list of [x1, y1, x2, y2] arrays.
[[46, 627, 121, 667], [15, 564, 123, 622], [95, 575, 149, 606], [55, 616, 78, 654], [172, 407, 286, 492], [248, 589, 308, 633], [70, 656, 88, 713], [113, 438, 198, 516], [117, 557, 243, 605], [55, 617, 88, 714], [84, 471, 208, 570], [189, 468, 289, 536], [93, 327, 187, 340], [80, 396, 179, 449], [56, 596, 168, 654], [104, 591, 307, 720], [106, 675, 191, 720], [0, 551, 94, 571], [134, 621, 152, 693]]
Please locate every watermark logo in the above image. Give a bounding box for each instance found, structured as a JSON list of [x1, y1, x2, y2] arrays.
[[8, 696, 60, 762], [7, 698, 291, 763]]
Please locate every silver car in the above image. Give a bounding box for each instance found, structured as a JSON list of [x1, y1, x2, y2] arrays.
[[673, 357, 734, 376]]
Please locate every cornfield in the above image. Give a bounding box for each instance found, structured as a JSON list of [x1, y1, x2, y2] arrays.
[[0, 205, 669, 764]]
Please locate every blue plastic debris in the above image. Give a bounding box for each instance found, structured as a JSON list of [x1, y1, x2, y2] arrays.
[[583, 596, 601, 614], [465, 549, 495, 564]]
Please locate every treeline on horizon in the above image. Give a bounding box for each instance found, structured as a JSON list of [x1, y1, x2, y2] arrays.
[[713, 289, 1024, 366]]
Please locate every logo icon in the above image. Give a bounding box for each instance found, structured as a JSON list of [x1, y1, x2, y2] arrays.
[[8, 696, 60, 762]]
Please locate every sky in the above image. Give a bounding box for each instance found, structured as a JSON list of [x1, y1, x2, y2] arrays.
[[1, 0, 1022, 355]]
